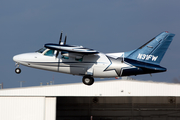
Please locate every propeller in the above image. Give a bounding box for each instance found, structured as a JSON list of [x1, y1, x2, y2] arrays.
[[55, 31, 67, 58], [64, 34, 67, 45], [59, 32, 63, 44]]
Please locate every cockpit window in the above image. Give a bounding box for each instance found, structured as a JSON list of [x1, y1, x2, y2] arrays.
[[44, 49, 55, 56], [36, 48, 46, 53]]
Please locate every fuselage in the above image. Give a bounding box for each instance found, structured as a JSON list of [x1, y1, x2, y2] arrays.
[[13, 48, 132, 78]]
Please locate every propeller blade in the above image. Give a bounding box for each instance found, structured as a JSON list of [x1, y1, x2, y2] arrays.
[[56, 31, 63, 58], [64, 35, 67, 45], [59, 32, 63, 44], [56, 32, 66, 58]]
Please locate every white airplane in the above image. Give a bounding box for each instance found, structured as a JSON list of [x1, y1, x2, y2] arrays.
[[13, 31, 175, 85]]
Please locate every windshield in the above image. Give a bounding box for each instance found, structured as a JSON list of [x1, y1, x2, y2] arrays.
[[36, 48, 46, 53]]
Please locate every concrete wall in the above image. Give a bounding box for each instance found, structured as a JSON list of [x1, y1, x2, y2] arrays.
[[0, 97, 56, 120]]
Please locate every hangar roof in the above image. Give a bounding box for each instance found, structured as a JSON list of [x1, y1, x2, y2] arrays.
[[0, 80, 180, 96]]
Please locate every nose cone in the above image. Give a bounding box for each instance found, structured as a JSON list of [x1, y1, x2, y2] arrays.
[[13, 53, 35, 63], [13, 52, 40, 64], [13, 54, 24, 63]]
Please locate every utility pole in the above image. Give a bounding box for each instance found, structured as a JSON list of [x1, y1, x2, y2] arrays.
[[50, 81, 52, 85], [19, 81, 25, 87], [0, 83, 3, 89], [52, 74, 54, 84], [40, 82, 43, 86]]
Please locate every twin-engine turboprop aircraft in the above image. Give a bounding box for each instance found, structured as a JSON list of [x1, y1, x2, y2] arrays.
[[13, 31, 175, 85]]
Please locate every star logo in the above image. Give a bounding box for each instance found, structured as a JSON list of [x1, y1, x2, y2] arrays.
[[104, 56, 124, 76]]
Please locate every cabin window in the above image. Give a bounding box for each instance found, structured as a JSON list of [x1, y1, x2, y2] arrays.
[[61, 51, 69, 59], [75, 58, 83, 62], [44, 50, 55, 56], [62, 56, 69, 59]]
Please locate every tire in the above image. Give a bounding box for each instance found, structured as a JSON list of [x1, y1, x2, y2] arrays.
[[82, 76, 94, 85], [15, 68, 21, 74]]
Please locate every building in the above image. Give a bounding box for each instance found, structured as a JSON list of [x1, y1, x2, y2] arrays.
[[0, 79, 180, 120]]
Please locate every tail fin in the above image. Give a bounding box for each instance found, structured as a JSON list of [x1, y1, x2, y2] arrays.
[[125, 31, 175, 65]]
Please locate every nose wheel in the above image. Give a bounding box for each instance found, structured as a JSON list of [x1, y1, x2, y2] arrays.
[[82, 76, 94, 85], [15, 63, 21, 74], [15, 68, 21, 74]]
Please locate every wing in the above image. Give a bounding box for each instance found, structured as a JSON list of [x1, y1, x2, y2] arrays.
[[44, 43, 99, 54]]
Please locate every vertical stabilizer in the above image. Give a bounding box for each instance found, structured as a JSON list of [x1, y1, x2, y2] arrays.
[[126, 32, 175, 65]]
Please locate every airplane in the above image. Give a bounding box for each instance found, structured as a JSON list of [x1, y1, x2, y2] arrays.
[[13, 31, 175, 85]]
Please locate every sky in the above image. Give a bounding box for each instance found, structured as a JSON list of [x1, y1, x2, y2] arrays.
[[0, 0, 180, 88]]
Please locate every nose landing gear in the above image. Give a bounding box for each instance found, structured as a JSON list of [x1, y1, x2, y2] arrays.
[[15, 63, 21, 74], [15, 68, 21, 74]]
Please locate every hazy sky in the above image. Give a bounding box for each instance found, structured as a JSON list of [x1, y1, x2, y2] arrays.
[[1, 0, 180, 88]]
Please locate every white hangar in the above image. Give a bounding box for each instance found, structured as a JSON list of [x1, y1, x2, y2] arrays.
[[0, 79, 180, 120]]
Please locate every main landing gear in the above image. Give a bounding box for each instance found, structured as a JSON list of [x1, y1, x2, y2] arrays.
[[15, 63, 21, 74], [82, 75, 94, 86]]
